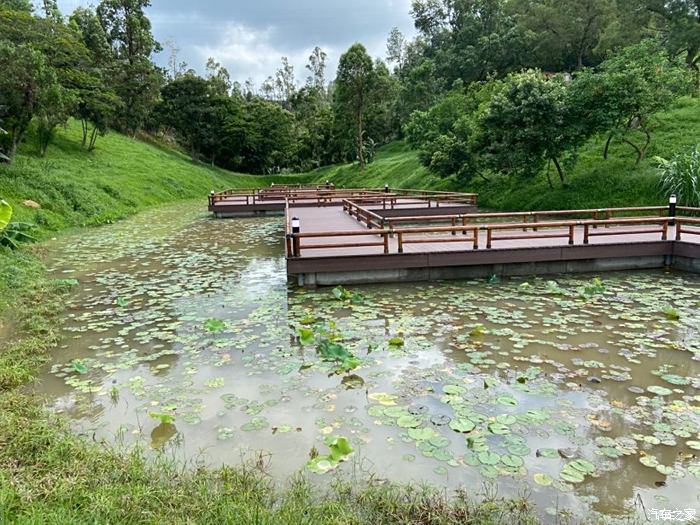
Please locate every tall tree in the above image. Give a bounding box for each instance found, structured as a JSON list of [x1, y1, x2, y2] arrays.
[[96, 0, 162, 134], [306, 46, 327, 92], [205, 57, 231, 96], [509, 0, 619, 70], [333, 43, 376, 169], [386, 27, 407, 69], [275, 57, 297, 108], [41, 0, 61, 22], [0, 42, 60, 161], [155, 74, 214, 161], [643, 0, 700, 87], [70, 6, 119, 150]]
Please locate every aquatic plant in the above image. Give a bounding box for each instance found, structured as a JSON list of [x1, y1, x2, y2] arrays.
[[0, 200, 36, 249]]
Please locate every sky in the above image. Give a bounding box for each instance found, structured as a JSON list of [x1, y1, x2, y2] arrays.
[[52, 0, 416, 89]]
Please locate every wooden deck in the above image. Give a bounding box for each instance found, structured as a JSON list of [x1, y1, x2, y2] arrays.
[[208, 187, 479, 218], [283, 204, 700, 286], [206, 187, 700, 285]]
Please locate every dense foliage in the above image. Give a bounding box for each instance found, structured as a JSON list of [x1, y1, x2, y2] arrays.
[[0, 0, 698, 179]]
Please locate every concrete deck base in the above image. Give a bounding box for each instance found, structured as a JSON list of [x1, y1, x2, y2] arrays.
[[289, 241, 700, 287]]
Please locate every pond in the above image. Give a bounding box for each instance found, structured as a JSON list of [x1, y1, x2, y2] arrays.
[[38, 201, 700, 522]]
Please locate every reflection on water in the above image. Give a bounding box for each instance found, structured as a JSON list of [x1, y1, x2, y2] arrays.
[[37, 201, 700, 522]]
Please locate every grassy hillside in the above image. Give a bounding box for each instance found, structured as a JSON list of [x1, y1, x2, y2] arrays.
[[315, 97, 700, 211], [0, 120, 311, 235]]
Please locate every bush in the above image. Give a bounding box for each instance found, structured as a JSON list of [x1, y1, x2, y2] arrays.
[[656, 145, 700, 206]]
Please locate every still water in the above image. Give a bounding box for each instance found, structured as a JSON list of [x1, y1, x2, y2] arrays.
[[37, 201, 700, 522]]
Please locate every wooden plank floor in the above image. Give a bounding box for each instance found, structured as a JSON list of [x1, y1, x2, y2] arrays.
[[290, 206, 700, 258]]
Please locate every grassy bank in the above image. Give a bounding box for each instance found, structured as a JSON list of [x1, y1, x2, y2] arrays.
[[314, 97, 700, 211], [0, 126, 542, 523], [0, 120, 311, 234]]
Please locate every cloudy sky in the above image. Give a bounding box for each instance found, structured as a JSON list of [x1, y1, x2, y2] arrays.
[[52, 0, 416, 88]]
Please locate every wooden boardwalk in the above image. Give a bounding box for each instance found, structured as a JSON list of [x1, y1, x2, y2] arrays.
[[283, 202, 700, 286], [207, 186, 700, 285], [289, 206, 696, 257]]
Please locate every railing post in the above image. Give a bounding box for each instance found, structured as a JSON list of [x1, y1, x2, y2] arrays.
[[383, 232, 389, 254], [293, 236, 301, 257], [676, 222, 682, 240], [286, 234, 293, 257], [486, 228, 493, 249], [584, 224, 590, 244], [662, 220, 668, 241], [398, 232, 404, 253], [523, 215, 528, 232], [462, 216, 468, 235], [473, 228, 479, 250], [533, 213, 538, 232], [568, 225, 575, 245], [451, 217, 456, 236]]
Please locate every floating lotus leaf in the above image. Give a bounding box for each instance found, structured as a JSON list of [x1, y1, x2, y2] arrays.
[[534, 473, 553, 486], [397, 415, 421, 428], [647, 385, 673, 396], [449, 419, 476, 433], [477, 451, 500, 466]]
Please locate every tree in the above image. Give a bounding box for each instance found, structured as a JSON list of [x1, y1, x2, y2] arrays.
[[0, 42, 60, 161], [70, 6, 119, 150], [41, 0, 61, 22], [410, 0, 529, 85], [333, 43, 376, 169], [155, 75, 214, 161], [405, 80, 499, 181], [386, 27, 407, 69], [96, 0, 162, 134], [306, 46, 328, 93], [205, 57, 231, 96], [570, 40, 691, 164], [509, 0, 620, 70], [642, 0, 700, 87], [478, 70, 582, 185], [275, 57, 297, 108], [0, 0, 32, 12]]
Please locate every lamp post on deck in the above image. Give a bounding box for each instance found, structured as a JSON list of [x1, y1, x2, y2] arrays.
[[669, 194, 677, 226]]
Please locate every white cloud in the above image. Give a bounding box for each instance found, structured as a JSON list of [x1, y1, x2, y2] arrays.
[[194, 22, 337, 88]]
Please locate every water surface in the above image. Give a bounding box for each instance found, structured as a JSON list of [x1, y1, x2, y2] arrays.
[[38, 201, 700, 522]]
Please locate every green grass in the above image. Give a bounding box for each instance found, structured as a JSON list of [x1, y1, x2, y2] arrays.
[[0, 122, 543, 524], [1, 120, 312, 236], [313, 97, 700, 211]]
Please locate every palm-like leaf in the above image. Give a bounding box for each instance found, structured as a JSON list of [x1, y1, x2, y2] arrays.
[[657, 145, 700, 207]]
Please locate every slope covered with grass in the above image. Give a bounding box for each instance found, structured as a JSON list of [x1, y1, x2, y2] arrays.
[[315, 97, 700, 211], [0, 120, 311, 235]]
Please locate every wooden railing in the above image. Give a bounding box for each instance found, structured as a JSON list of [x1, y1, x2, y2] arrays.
[[210, 187, 481, 210], [677, 217, 700, 240], [373, 206, 670, 231], [390, 188, 479, 205], [286, 216, 674, 257]]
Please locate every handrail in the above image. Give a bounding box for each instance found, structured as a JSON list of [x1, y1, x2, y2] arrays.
[[380, 206, 669, 229], [676, 217, 700, 240], [287, 216, 673, 257]]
